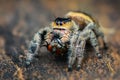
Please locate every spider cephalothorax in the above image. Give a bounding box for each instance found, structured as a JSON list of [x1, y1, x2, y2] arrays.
[[52, 17, 73, 29], [47, 17, 74, 55], [25, 11, 105, 71]]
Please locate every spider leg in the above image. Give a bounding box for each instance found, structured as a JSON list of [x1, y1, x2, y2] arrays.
[[89, 29, 102, 59], [75, 38, 86, 71], [94, 24, 105, 49], [86, 22, 105, 49], [67, 32, 78, 71], [26, 27, 52, 66], [68, 49, 76, 71], [68, 34, 86, 71]]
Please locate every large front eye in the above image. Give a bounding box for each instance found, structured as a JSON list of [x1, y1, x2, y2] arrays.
[[56, 22, 58, 25], [60, 22, 63, 26]]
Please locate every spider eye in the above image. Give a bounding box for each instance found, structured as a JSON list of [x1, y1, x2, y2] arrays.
[[54, 17, 72, 27], [56, 22, 58, 25], [60, 22, 63, 26]]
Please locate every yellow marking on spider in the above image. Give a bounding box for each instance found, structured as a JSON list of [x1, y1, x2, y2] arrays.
[[66, 11, 94, 23]]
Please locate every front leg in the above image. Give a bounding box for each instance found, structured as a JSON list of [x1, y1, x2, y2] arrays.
[[26, 34, 40, 65], [26, 27, 52, 66]]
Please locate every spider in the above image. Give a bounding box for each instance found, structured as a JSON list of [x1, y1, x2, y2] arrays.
[[25, 11, 105, 71]]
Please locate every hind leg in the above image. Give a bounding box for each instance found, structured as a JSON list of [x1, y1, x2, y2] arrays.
[[93, 23, 106, 49], [89, 29, 102, 59], [86, 22, 105, 49]]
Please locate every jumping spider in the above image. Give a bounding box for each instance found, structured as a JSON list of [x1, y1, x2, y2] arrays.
[[26, 11, 105, 71]]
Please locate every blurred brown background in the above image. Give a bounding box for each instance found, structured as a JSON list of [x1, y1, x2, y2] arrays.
[[0, 0, 120, 80]]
